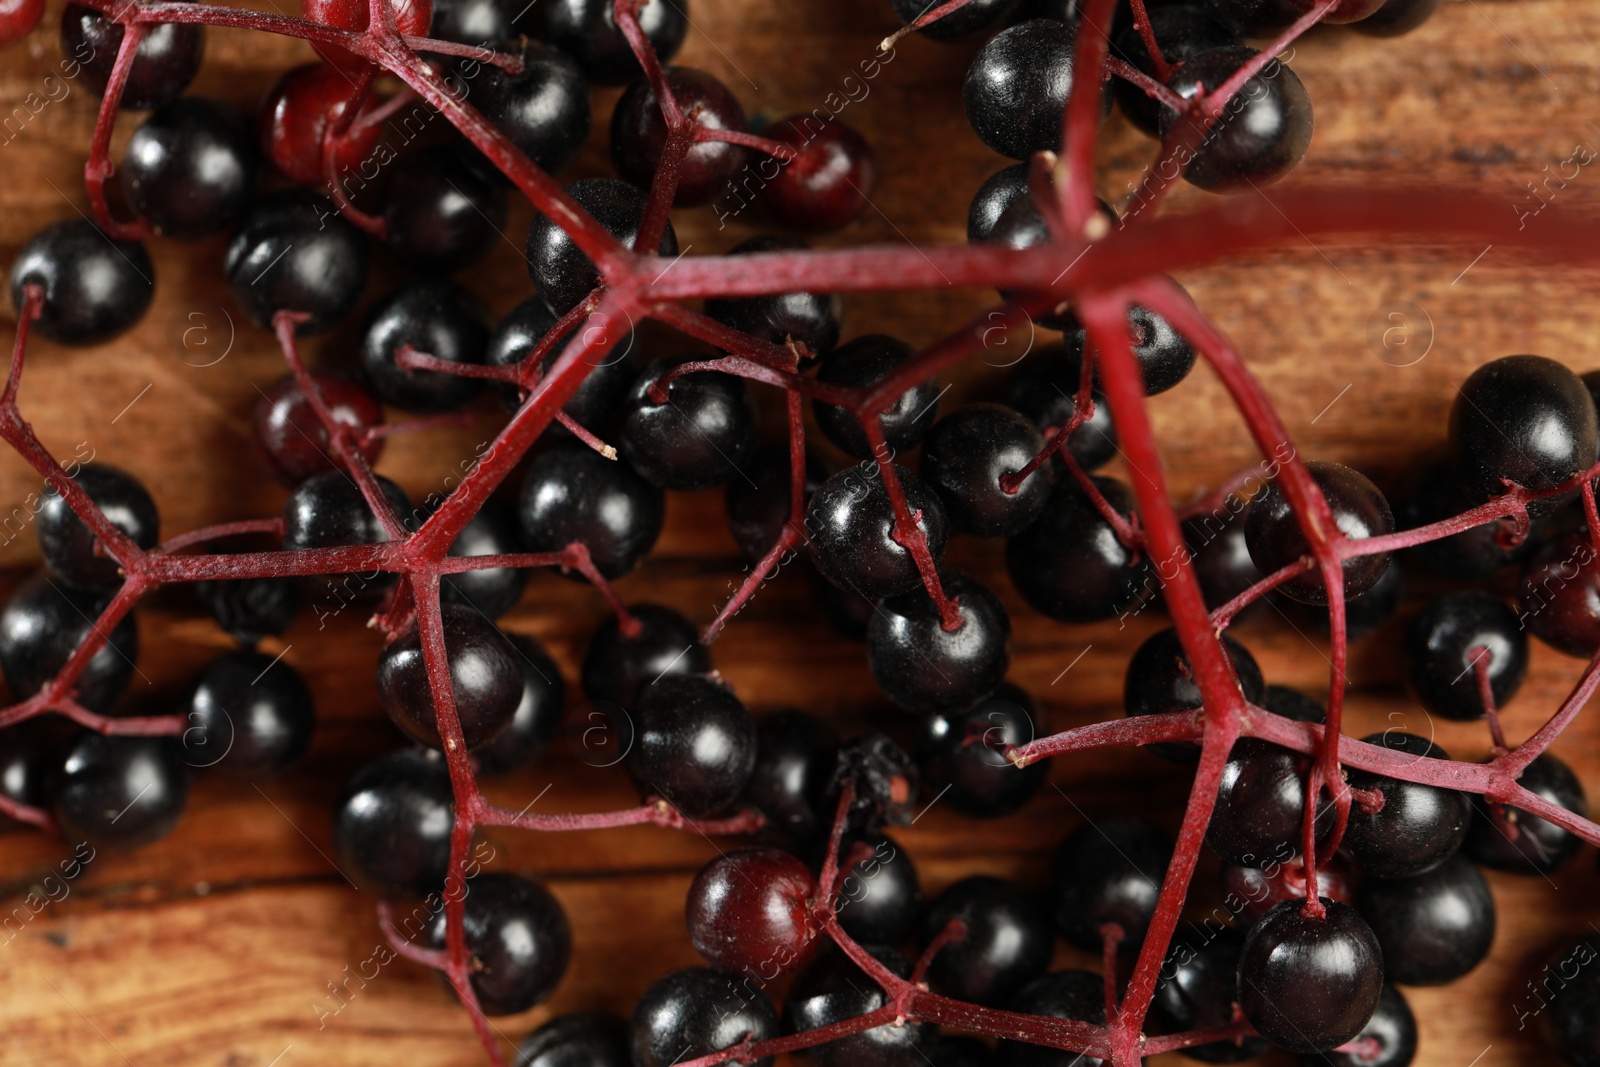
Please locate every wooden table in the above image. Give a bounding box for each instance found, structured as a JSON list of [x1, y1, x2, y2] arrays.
[[3, 0, 1600, 1063]]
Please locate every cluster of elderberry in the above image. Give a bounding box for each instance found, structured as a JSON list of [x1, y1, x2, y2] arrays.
[[3, 0, 1600, 1064]]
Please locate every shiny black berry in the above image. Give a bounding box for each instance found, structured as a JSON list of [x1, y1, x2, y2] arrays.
[[742, 710, 837, 845], [1124, 627, 1265, 763], [377, 607, 524, 752], [921, 876, 1052, 1007], [1450, 355, 1599, 514], [10, 219, 153, 345], [56, 733, 188, 849], [806, 464, 949, 600], [516, 441, 664, 579], [517, 1013, 631, 1067], [1344, 732, 1470, 879], [611, 66, 747, 207], [422, 872, 572, 1014], [36, 463, 159, 590], [1244, 460, 1394, 606], [1295, 983, 1417, 1067], [361, 278, 490, 413], [0, 573, 139, 713], [62, 3, 203, 110], [475, 632, 566, 775], [226, 191, 368, 335], [627, 674, 756, 818], [438, 498, 530, 620], [917, 685, 1047, 818], [619, 360, 758, 490], [1049, 817, 1172, 949], [1467, 752, 1587, 875], [467, 39, 591, 175], [541, 0, 688, 85], [331, 748, 455, 898], [526, 178, 679, 316], [921, 404, 1055, 537], [868, 572, 1010, 714], [1152, 926, 1271, 1063], [1007, 477, 1154, 624], [1005, 346, 1118, 472], [1238, 899, 1384, 1054], [968, 163, 1029, 243], [964, 18, 1095, 160], [580, 603, 710, 710], [813, 335, 941, 460], [785, 945, 936, 1067], [833, 832, 921, 945], [1207, 738, 1332, 867], [1406, 592, 1528, 721], [631, 967, 778, 1067], [181, 649, 314, 776], [1159, 46, 1313, 192], [484, 295, 634, 421], [1357, 853, 1495, 986], [1112, 3, 1241, 135], [281, 469, 411, 553], [121, 97, 258, 238], [383, 147, 506, 273]]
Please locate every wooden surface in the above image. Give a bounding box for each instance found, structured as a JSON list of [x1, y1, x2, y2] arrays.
[[4, 1, 1600, 1064]]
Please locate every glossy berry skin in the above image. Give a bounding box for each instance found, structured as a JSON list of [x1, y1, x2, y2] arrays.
[[997, 970, 1106, 1067], [917, 685, 1046, 818], [36, 463, 159, 590], [1539, 939, 1600, 1066], [1451, 355, 1599, 514], [526, 178, 679, 316], [921, 404, 1056, 538], [1239, 899, 1384, 1054], [0, 574, 138, 713], [281, 469, 411, 553], [428, 0, 509, 44], [195, 569, 302, 650], [742, 711, 837, 845], [9, 219, 153, 346], [432, 499, 529, 620], [1207, 738, 1331, 868], [542, 0, 688, 85], [705, 236, 843, 361], [1152, 927, 1271, 1063], [1358, 853, 1494, 987], [786, 945, 936, 1067], [687, 847, 818, 977], [1345, 732, 1470, 879], [181, 650, 314, 776], [581, 603, 709, 710], [1182, 504, 1261, 610], [921, 876, 1052, 1007], [805, 465, 949, 600], [378, 607, 523, 752], [1397, 451, 1533, 579], [383, 148, 506, 273], [725, 448, 823, 563], [1058, 300, 1198, 397], [1005, 346, 1118, 472], [1467, 752, 1587, 875], [1206, 0, 1303, 33], [1124, 628, 1264, 763], [1406, 592, 1527, 721], [121, 98, 258, 239], [56, 734, 188, 849], [1049, 817, 1171, 949], [517, 441, 664, 580], [964, 19, 1091, 160], [833, 832, 921, 945], [891, 0, 1015, 39], [1160, 46, 1313, 192], [612, 67, 748, 207], [1519, 533, 1600, 658], [1244, 460, 1394, 606], [869, 572, 1010, 714], [252, 372, 384, 487], [813, 335, 941, 460], [627, 674, 756, 818], [360, 279, 489, 413], [331, 749, 454, 898], [758, 115, 876, 233], [475, 633, 565, 775], [226, 192, 368, 335], [464, 40, 590, 175], [1007, 477, 1153, 624], [968, 163, 1029, 243], [0, 0, 43, 49], [302, 0, 429, 74], [1112, 3, 1241, 135], [619, 361, 758, 490], [517, 1013, 632, 1067], [1296, 983, 1418, 1067], [633, 968, 777, 1067], [422, 873, 571, 1015], [986, 195, 1117, 330], [0, 723, 58, 829], [258, 63, 384, 187], [1222, 851, 1354, 928], [1351, 0, 1440, 36], [485, 295, 634, 421], [62, 4, 204, 110]]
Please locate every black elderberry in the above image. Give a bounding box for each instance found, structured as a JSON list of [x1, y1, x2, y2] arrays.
[[1344, 731, 1470, 879], [57, 733, 188, 849], [331, 748, 455, 899], [1244, 460, 1394, 606], [541, 0, 688, 85], [484, 295, 635, 421], [360, 279, 490, 413], [704, 236, 843, 363], [526, 178, 679, 317], [182, 649, 314, 776], [812, 335, 941, 460], [120, 98, 258, 238], [226, 191, 368, 336], [0, 573, 139, 713], [917, 685, 1048, 818], [805, 464, 949, 600], [785, 944, 936, 1067], [35, 462, 159, 590], [475, 632, 566, 775], [61, 3, 203, 110], [1159, 45, 1314, 192], [10, 219, 154, 346], [422, 872, 572, 1014], [1048, 817, 1172, 949], [1406, 592, 1528, 721], [383, 148, 506, 273], [377, 606, 524, 752], [618, 360, 758, 491], [1124, 627, 1265, 763], [1357, 853, 1495, 986], [1008, 476, 1154, 624], [626, 674, 756, 818], [964, 18, 1097, 161], [516, 441, 664, 579], [581, 603, 710, 710], [921, 876, 1053, 1006], [869, 572, 1011, 714], [921, 404, 1056, 538]]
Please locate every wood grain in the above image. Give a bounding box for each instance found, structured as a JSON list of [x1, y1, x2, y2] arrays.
[[4, 0, 1600, 1064]]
